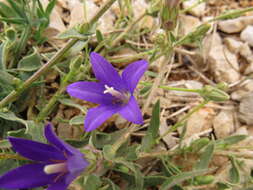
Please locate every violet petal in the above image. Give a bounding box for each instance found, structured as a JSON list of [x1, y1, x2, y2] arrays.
[[66, 155, 88, 184], [8, 137, 65, 162], [122, 60, 148, 93], [84, 105, 120, 132], [66, 81, 113, 105], [119, 95, 143, 124], [44, 124, 81, 155], [67, 155, 88, 175], [90, 52, 126, 90], [0, 163, 55, 189]]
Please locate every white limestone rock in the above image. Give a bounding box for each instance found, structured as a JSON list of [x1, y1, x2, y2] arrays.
[[185, 107, 215, 137], [239, 92, 253, 125], [213, 110, 235, 139], [241, 25, 253, 47], [204, 33, 240, 83], [183, 0, 206, 17], [179, 15, 201, 36], [219, 16, 253, 34]]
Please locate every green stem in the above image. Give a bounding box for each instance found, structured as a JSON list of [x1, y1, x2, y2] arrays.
[[108, 49, 156, 63], [0, 0, 117, 108], [209, 6, 253, 22], [157, 100, 209, 142], [159, 85, 202, 93], [110, 12, 146, 47], [140, 81, 202, 93], [99, 11, 146, 55]]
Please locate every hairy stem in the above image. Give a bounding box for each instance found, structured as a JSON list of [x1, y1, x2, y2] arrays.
[[110, 12, 146, 47], [99, 12, 146, 55]]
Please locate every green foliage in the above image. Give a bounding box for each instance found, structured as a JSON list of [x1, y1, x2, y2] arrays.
[[0, 1, 252, 190], [141, 100, 160, 152], [160, 169, 211, 190], [216, 135, 248, 149], [229, 156, 240, 184], [194, 142, 215, 170]]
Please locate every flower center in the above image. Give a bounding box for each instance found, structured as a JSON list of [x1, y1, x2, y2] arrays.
[[44, 162, 68, 174], [103, 85, 129, 104]]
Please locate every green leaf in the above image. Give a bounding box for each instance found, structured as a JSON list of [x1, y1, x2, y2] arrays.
[[160, 169, 211, 190], [0, 42, 7, 70], [69, 115, 84, 125], [0, 2, 18, 18], [162, 158, 181, 176], [0, 111, 45, 142], [0, 111, 27, 126], [0, 17, 26, 24], [195, 142, 214, 170], [193, 175, 214, 185], [91, 129, 127, 149], [217, 182, 232, 190], [229, 156, 240, 184], [149, 100, 160, 138], [0, 70, 18, 87], [140, 85, 151, 95], [141, 100, 160, 152], [5, 28, 16, 41], [96, 29, 104, 43], [216, 135, 247, 149], [103, 145, 115, 160], [144, 175, 168, 187], [7, 128, 28, 138], [26, 121, 45, 142], [141, 133, 155, 152], [114, 159, 144, 190], [58, 27, 92, 40], [118, 144, 139, 161], [188, 137, 210, 152], [45, 0, 56, 16], [83, 174, 102, 190], [6, 0, 26, 19], [17, 49, 41, 71], [59, 98, 86, 113], [175, 24, 211, 46]]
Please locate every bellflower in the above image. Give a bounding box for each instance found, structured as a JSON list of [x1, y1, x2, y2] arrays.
[[67, 52, 148, 132], [0, 124, 88, 190]]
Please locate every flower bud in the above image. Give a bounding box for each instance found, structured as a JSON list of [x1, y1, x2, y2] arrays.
[[160, 0, 180, 31], [200, 85, 230, 102], [194, 175, 215, 185]]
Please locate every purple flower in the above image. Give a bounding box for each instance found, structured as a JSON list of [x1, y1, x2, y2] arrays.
[[0, 124, 88, 190], [67, 52, 148, 132]]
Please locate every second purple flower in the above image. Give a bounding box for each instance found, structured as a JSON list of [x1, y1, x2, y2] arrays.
[[67, 52, 148, 132]]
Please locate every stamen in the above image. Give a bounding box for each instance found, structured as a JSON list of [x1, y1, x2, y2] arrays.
[[103, 85, 125, 100], [103, 85, 130, 104], [103, 85, 115, 94], [44, 163, 68, 174]]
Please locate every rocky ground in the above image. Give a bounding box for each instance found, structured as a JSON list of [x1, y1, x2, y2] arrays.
[[1, 0, 253, 189]]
